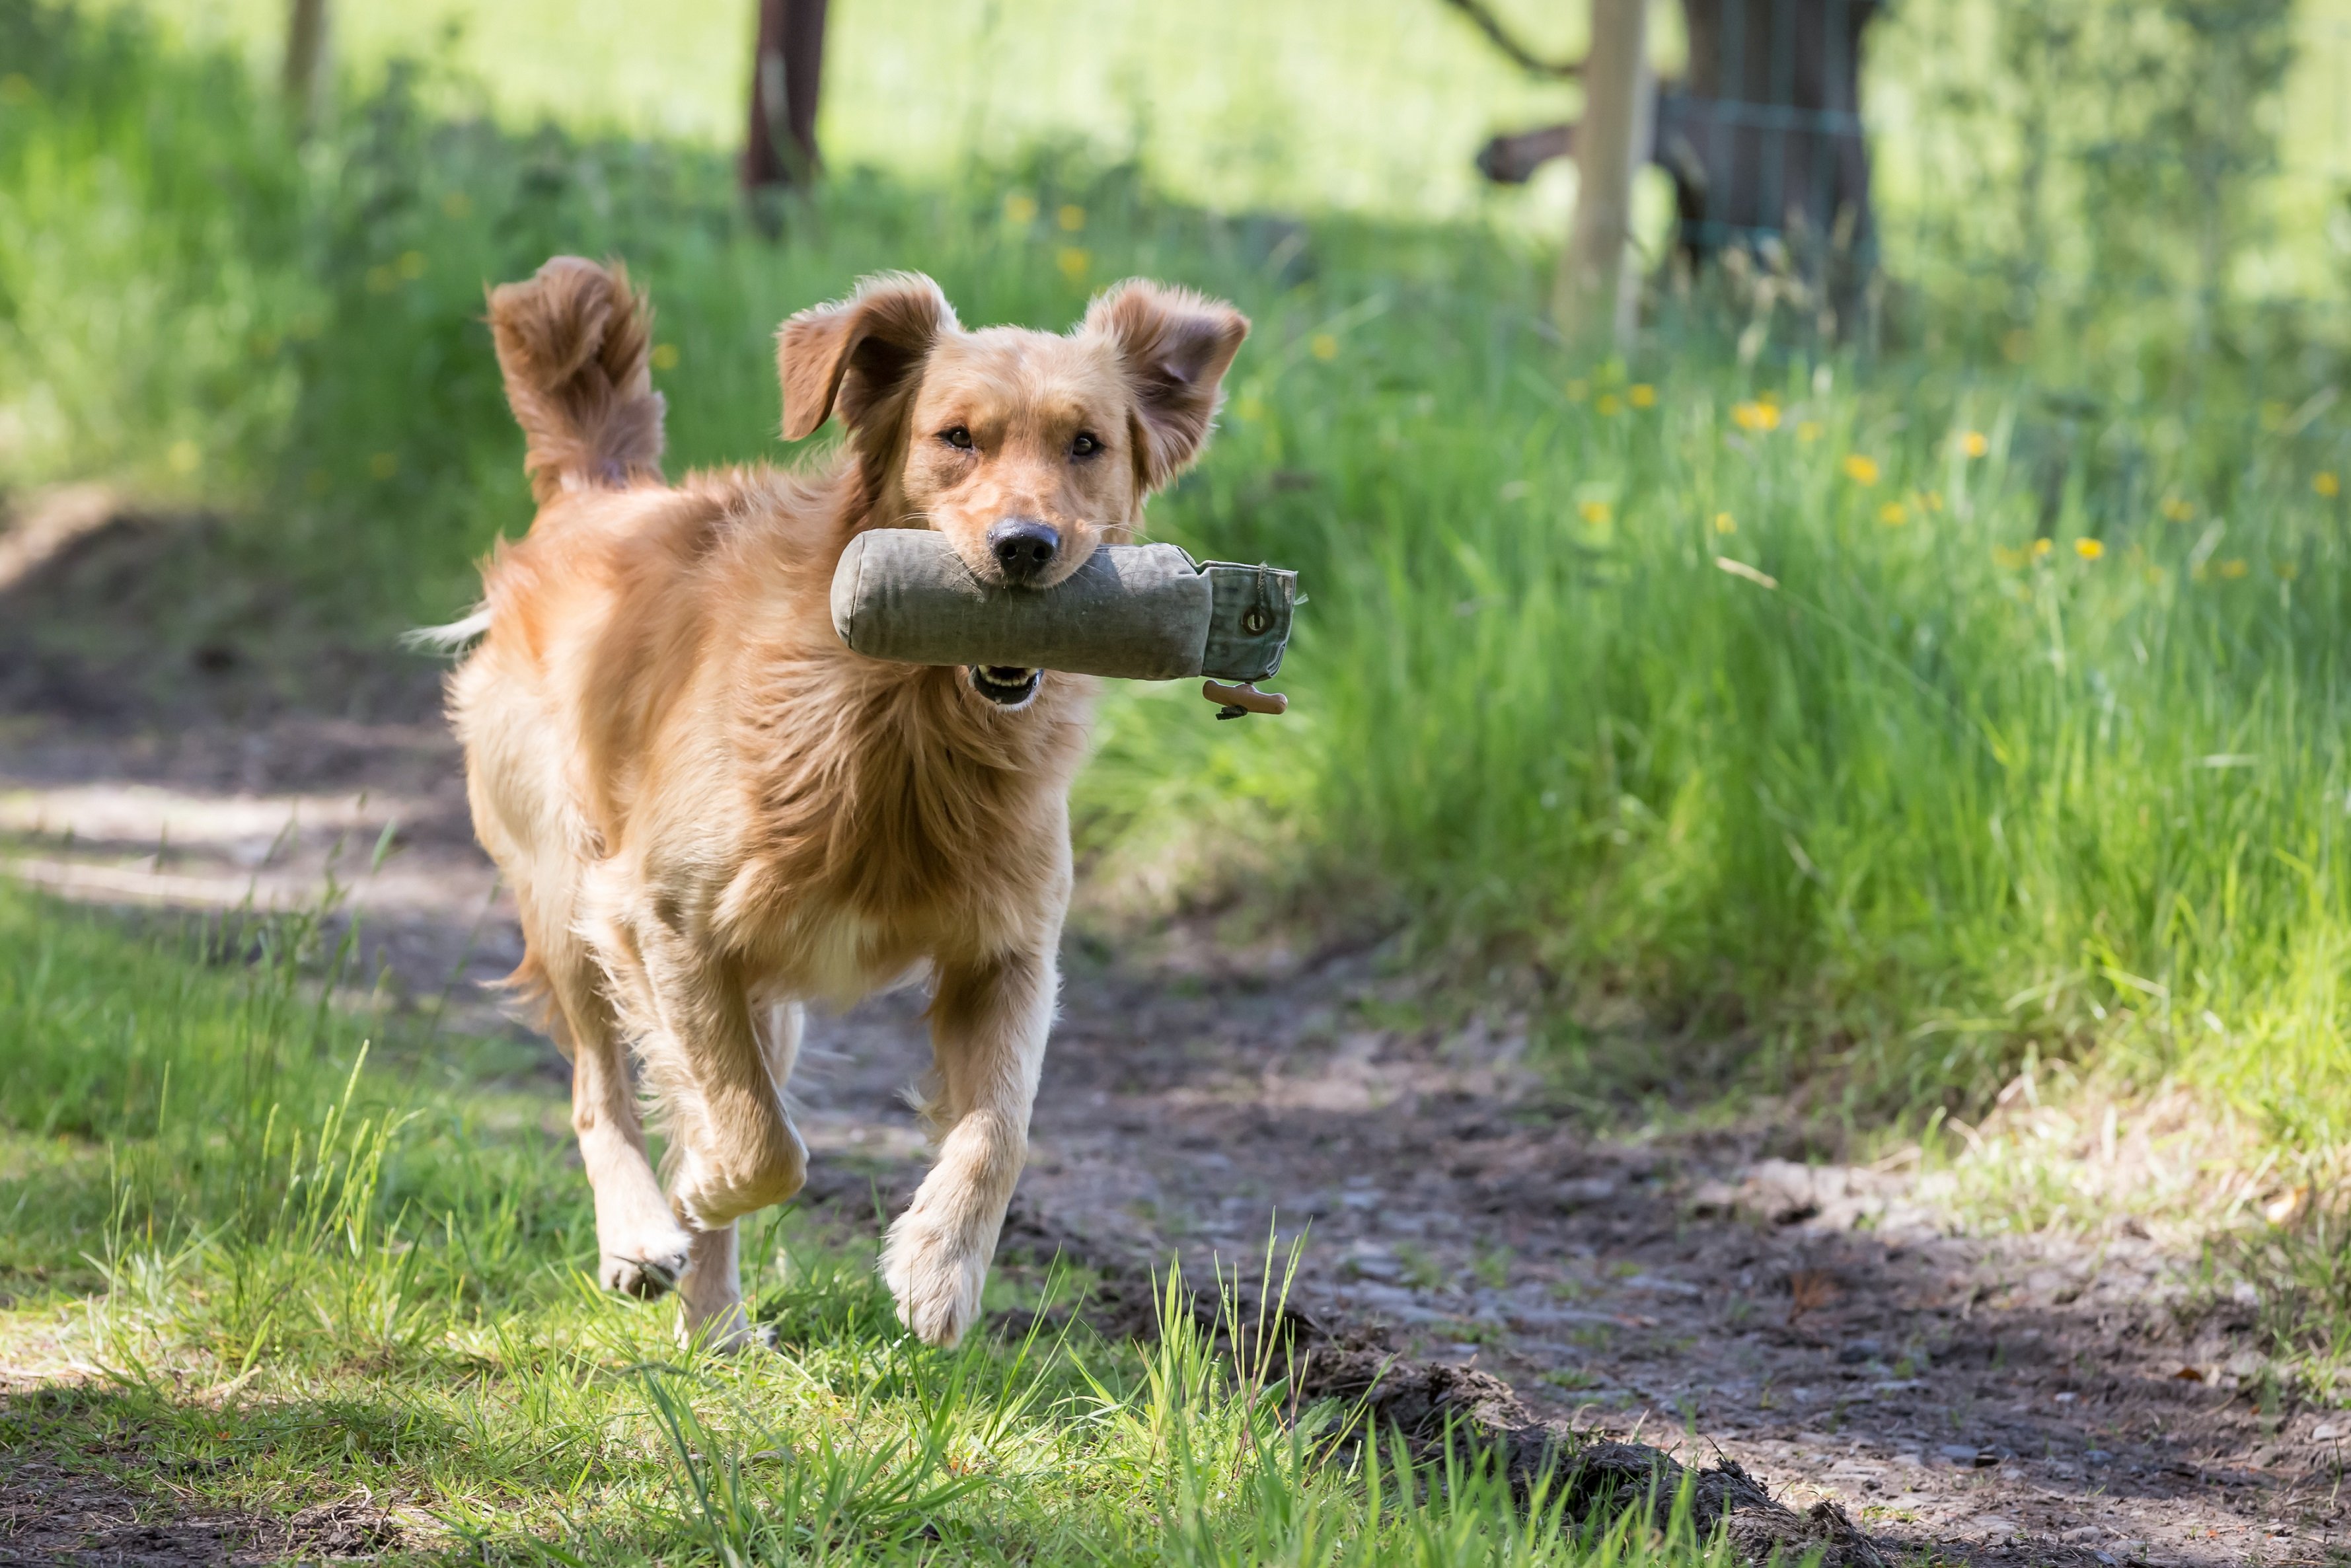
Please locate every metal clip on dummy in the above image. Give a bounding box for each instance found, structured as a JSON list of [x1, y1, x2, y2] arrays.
[[829, 530, 1297, 716]]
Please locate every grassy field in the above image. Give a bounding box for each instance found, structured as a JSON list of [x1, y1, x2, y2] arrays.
[[10, 0, 2351, 1148], [0, 883, 1743, 1563]]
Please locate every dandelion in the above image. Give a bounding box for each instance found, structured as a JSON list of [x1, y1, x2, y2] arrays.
[[2219, 558, 2250, 579], [1566, 379, 1590, 403], [2161, 496, 2196, 523], [2074, 538, 2104, 560], [1596, 392, 1623, 416], [651, 343, 681, 371], [1843, 454, 1881, 486], [1579, 500, 1613, 525], [1003, 192, 1039, 225], [1797, 420, 1824, 443], [1310, 333, 1339, 362], [1055, 246, 1090, 281], [1960, 430, 1990, 459], [1057, 204, 1086, 232], [369, 451, 398, 480], [2031, 537, 2054, 558], [1234, 392, 1266, 422], [2317, 471, 2340, 498], [1879, 502, 1907, 526], [1731, 400, 1781, 432], [1713, 512, 1737, 535], [1629, 383, 1657, 408]]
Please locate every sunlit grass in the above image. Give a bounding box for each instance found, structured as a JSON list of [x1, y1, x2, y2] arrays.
[[0, 883, 1746, 1563]]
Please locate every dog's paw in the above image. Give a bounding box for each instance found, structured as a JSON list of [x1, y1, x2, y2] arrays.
[[599, 1226, 695, 1300], [881, 1214, 990, 1349]]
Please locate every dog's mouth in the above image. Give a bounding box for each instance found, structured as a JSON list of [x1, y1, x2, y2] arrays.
[[968, 665, 1043, 708]]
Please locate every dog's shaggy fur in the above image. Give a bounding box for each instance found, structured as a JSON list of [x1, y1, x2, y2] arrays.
[[446, 256, 1246, 1347]]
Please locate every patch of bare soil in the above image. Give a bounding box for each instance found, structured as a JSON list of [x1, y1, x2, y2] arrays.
[[0, 1390, 402, 1565], [4, 505, 2342, 1566]]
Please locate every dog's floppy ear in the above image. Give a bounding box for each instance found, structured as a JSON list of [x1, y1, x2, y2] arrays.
[[777, 273, 957, 441], [1085, 281, 1250, 492]]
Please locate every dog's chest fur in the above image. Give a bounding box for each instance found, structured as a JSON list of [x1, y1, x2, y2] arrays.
[[704, 634, 1094, 991]]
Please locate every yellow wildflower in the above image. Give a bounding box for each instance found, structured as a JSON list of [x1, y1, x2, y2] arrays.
[[2316, 471, 2340, 498], [1055, 246, 1090, 281], [2219, 558, 2249, 579], [1004, 192, 1039, 225], [1629, 384, 1657, 408], [1879, 502, 1907, 526], [1057, 204, 1086, 231], [167, 439, 200, 474], [1713, 512, 1737, 535], [650, 343, 681, 371], [1797, 420, 1824, 443], [1596, 392, 1624, 416], [1731, 401, 1781, 433], [1960, 430, 1990, 459], [1843, 454, 1881, 486], [1310, 333, 1339, 361], [2074, 538, 2104, 560], [1566, 379, 1590, 403], [2161, 496, 2195, 523], [1580, 500, 1613, 525], [2031, 537, 2054, 558]]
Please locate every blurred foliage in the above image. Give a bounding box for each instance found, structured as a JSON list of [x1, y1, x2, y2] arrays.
[[9, 0, 2351, 1146]]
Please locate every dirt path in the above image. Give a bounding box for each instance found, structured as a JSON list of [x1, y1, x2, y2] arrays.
[[3, 521, 2343, 1567]]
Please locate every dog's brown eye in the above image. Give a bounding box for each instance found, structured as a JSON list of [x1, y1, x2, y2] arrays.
[[941, 426, 974, 449], [1070, 431, 1101, 457]]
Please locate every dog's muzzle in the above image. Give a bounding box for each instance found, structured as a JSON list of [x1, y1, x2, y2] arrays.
[[969, 665, 1042, 707]]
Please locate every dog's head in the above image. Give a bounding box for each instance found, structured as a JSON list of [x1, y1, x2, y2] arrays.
[[778, 274, 1248, 707]]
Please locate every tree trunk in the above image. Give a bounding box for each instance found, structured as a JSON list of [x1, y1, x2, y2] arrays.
[[743, 0, 829, 202], [1664, 0, 1877, 301], [1554, 0, 1654, 348], [283, 0, 328, 137]]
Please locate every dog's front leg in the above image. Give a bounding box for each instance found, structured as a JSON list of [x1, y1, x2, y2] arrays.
[[627, 916, 807, 1351], [883, 946, 1055, 1347]]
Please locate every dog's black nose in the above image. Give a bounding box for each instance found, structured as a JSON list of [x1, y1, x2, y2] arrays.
[[989, 519, 1060, 584]]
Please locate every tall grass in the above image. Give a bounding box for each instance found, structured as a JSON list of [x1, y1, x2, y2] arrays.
[[8, 0, 2351, 1137]]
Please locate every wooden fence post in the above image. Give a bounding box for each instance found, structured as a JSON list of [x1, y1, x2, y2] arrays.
[[1553, 0, 1653, 348], [284, 0, 328, 137]]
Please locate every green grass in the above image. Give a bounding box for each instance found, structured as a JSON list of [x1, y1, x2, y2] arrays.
[[0, 882, 1736, 1564], [10, 0, 2351, 1156]]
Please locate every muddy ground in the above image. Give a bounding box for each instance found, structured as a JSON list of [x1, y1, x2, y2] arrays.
[[3, 509, 2346, 1566]]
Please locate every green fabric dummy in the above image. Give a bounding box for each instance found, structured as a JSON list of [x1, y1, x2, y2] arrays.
[[830, 529, 1295, 684]]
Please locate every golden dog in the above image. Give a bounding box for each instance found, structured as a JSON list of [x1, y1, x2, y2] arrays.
[[443, 257, 1246, 1348]]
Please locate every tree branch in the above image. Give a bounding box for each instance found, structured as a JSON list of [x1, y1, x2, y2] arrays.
[[1438, 0, 1583, 77]]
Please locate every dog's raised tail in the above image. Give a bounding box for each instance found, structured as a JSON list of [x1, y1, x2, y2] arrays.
[[487, 256, 666, 504]]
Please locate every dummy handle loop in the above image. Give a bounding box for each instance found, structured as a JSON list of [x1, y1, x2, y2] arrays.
[[1204, 679, 1288, 719]]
